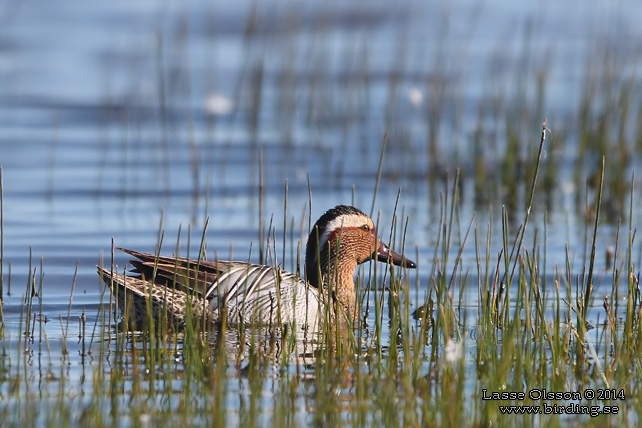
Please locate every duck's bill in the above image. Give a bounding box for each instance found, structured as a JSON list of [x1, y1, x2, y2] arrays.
[[376, 241, 417, 268]]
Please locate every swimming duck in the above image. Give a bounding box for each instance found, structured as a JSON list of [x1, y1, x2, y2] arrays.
[[98, 205, 416, 330]]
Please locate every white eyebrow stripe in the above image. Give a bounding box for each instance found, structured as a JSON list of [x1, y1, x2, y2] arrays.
[[317, 214, 371, 249]]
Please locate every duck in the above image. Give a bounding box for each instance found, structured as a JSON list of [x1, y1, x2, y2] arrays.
[[97, 205, 416, 331]]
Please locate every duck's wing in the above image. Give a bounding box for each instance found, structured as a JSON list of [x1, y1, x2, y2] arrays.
[[117, 248, 235, 298]]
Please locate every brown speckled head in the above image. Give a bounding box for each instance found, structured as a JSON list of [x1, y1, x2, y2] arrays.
[[305, 205, 416, 289]]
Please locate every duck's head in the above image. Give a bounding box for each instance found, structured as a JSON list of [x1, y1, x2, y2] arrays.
[[305, 205, 416, 288]]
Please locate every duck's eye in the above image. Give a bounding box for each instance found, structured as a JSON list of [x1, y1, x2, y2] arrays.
[[361, 224, 370, 232]]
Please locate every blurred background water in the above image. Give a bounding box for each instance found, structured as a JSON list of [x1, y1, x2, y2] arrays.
[[1, 0, 641, 394]]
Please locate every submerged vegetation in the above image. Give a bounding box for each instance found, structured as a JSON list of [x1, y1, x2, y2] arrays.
[[1, 1, 642, 427]]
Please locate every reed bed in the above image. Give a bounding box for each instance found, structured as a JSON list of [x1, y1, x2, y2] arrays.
[[2, 4, 642, 427]]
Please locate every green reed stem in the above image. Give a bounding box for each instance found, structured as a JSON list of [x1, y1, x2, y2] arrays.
[[370, 131, 388, 218], [583, 156, 604, 322], [283, 179, 288, 272]]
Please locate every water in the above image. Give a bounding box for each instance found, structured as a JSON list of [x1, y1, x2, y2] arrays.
[[1, 0, 641, 424]]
